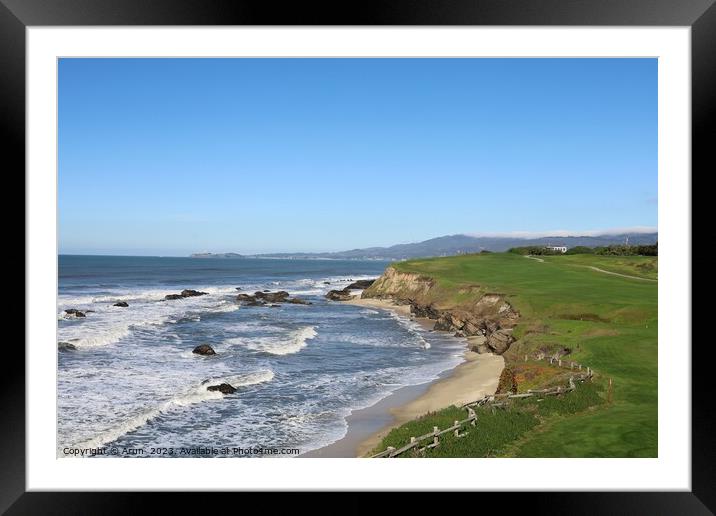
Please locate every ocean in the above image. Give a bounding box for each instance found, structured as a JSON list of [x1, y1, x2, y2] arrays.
[[57, 255, 465, 457]]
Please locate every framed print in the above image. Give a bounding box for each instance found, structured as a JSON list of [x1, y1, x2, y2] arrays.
[[4, 0, 711, 512]]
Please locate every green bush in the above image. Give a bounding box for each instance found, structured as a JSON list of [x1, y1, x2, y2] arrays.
[[375, 382, 605, 458], [594, 244, 657, 256], [508, 246, 564, 256]]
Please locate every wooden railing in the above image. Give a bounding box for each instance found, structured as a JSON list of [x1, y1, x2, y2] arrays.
[[371, 355, 596, 458]]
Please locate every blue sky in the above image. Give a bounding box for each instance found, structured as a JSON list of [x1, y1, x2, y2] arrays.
[[59, 58, 657, 256]]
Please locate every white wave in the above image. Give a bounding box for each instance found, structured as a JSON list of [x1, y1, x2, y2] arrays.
[[59, 326, 133, 349], [228, 326, 317, 356], [286, 289, 324, 296], [57, 288, 241, 348], [59, 285, 239, 307], [386, 311, 432, 350], [69, 370, 274, 451]]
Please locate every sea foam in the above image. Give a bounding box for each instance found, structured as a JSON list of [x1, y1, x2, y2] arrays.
[[68, 369, 274, 451], [227, 326, 317, 356]]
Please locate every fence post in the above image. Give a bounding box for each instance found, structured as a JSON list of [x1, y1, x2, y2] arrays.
[[467, 406, 476, 426], [387, 446, 396, 457], [433, 426, 439, 447], [558, 359, 562, 367], [579, 364, 582, 371], [525, 354, 528, 362], [454, 421, 460, 437]]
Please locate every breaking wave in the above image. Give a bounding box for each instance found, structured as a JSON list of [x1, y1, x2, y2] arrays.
[[69, 370, 274, 451], [226, 326, 317, 356]]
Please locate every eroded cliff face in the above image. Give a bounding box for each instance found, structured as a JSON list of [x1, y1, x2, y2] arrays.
[[361, 267, 436, 302], [362, 267, 519, 355]]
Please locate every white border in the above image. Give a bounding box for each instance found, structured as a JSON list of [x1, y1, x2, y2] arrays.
[[27, 27, 690, 491]]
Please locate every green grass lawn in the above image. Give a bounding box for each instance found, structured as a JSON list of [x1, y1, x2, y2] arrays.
[[547, 253, 658, 280], [380, 252, 657, 457]]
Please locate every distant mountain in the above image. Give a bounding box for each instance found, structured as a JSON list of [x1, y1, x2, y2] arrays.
[[189, 252, 245, 259], [249, 232, 658, 261]]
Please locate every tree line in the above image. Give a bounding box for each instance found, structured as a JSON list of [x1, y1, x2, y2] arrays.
[[508, 243, 658, 256]]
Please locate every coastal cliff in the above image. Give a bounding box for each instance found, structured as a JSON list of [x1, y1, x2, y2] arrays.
[[362, 266, 519, 355]]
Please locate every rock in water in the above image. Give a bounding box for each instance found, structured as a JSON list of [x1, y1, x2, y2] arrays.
[[254, 291, 290, 302], [192, 344, 216, 356], [180, 289, 208, 297], [113, 301, 129, 307], [285, 297, 311, 305], [207, 383, 237, 394], [165, 289, 208, 300], [64, 309, 86, 318], [58, 342, 77, 351]]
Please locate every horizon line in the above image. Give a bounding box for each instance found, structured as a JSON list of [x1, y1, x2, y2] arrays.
[[60, 227, 658, 257]]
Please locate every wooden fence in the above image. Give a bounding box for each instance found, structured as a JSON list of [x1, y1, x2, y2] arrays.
[[371, 355, 595, 458]]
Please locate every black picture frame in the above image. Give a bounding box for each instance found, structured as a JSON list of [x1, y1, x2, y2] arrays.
[[4, 0, 710, 513]]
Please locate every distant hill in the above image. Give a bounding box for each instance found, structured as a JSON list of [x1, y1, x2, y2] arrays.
[[246, 232, 658, 260], [189, 252, 245, 259]]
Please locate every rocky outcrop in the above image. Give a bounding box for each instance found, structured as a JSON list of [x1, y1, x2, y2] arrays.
[[344, 279, 375, 290], [192, 344, 216, 356], [324, 278, 377, 302], [165, 289, 208, 300], [486, 329, 514, 354], [64, 309, 86, 318], [58, 341, 77, 351], [410, 303, 441, 319], [254, 291, 289, 303], [181, 289, 208, 297], [207, 383, 236, 394], [363, 267, 520, 355], [237, 291, 311, 306], [326, 289, 355, 301], [113, 301, 129, 307], [469, 335, 491, 354]]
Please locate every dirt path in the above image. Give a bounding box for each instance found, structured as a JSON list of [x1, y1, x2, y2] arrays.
[[524, 255, 657, 282]]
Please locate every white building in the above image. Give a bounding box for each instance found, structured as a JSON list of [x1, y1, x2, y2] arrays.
[[546, 245, 568, 254]]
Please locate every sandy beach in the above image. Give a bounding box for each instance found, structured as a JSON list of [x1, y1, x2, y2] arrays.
[[305, 296, 504, 457]]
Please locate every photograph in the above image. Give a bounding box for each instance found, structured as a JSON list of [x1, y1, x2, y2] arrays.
[[56, 57, 658, 459]]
